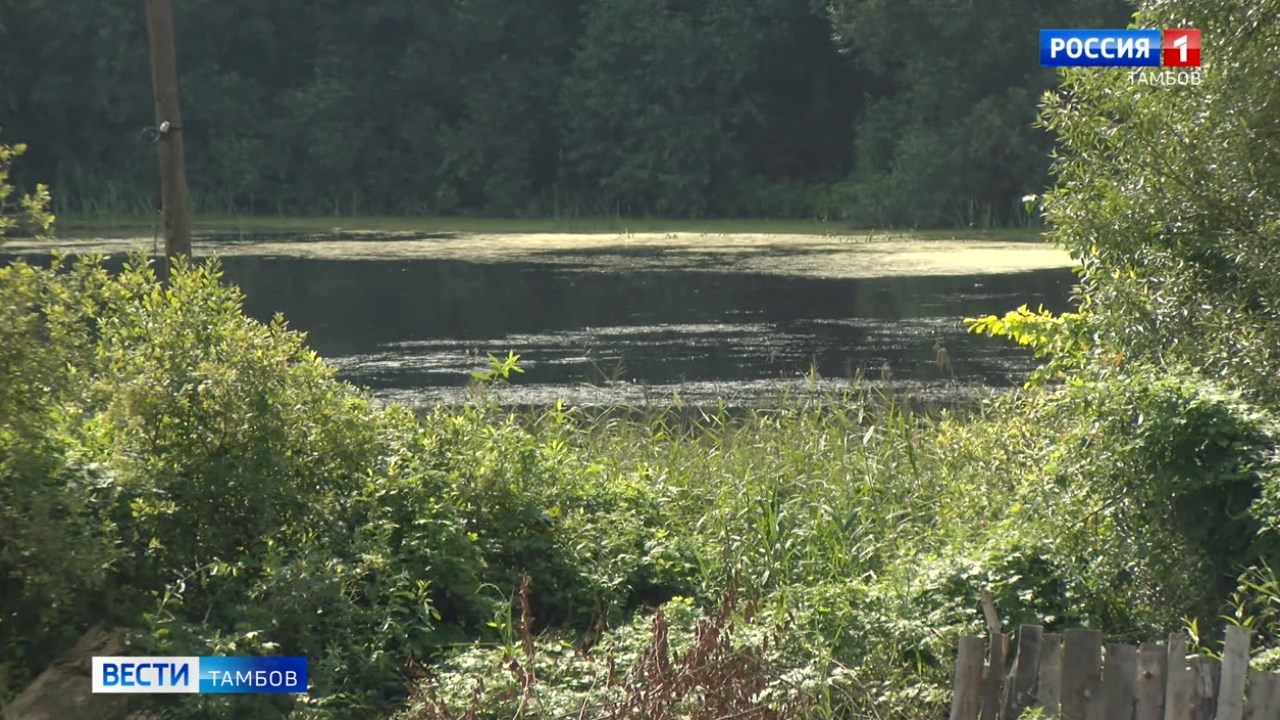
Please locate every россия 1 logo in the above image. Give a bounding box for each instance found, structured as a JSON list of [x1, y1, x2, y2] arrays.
[[1040, 29, 1200, 67]]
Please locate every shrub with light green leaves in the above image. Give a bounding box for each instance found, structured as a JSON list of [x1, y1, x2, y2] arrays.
[[0, 136, 54, 239], [1040, 0, 1280, 405], [1040, 364, 1280, 617], [1, 255, 491, 716], [0, 258, 117, 697]]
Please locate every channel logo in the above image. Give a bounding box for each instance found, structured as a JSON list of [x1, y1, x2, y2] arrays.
[[1041, 29, 1201, 67], [92, 656, 308, 694]]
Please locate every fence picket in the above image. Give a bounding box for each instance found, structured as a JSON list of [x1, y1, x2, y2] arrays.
[[1037, 632, 1064, 716], [1137, 642, 1168, 720], [981, 631, 1009, 720], [1244, 671, 1280, 720], [1190, 657, 1221, 720], [1003, 625, 1043, 720], [1216, 626, 1249, 720], [952, 635, 985, 720], [1167, 634, 1194, 720], [1104, 643, 1139, 720], [1062, 629, 1104, 720]]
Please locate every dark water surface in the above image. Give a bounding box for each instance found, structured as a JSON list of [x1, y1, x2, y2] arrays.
[[2, 247, 1076, 407], [219, 256, 1075, 407]]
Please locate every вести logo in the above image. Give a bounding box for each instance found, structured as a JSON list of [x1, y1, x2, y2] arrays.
[[92, 656, 308, 694]]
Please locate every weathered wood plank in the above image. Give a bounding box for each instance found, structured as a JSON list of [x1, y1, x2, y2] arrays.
[[1136, 642, 1168, 720], [1037, 633, 1064, 716], [952, 635, 986, 720], [1167, 634, 1194, 720], [1003, 625, 1043, 720], [1191, 657, 1222, 720], [981, 631, 1009, 720], [1216, 626, 1250, 720], [981, 591, 1002, 635], [1104, 643, 1139, 720], [1062, 629, 1104, 720], [1244, 671, 1280, 720]]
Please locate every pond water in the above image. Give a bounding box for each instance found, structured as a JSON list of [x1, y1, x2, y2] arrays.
[[2, 232, 1077, 408], [223, 257, 1074, 408]]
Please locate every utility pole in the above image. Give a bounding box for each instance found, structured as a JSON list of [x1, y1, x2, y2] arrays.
[[144, 0, 192, 262]]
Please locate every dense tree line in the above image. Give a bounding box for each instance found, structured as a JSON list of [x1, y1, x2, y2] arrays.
[[0, 0, 1128, 225]]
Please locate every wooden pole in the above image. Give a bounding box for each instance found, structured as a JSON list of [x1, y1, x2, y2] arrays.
[[143, 0, 192, 262]]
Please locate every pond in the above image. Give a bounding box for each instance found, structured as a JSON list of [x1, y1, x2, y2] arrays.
[[2, 231, 1078, 408]]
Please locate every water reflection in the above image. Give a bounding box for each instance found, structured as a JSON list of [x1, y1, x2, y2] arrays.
[[216, 257, 1075, 405]]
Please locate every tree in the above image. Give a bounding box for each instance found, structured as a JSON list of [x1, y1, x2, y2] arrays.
[[559, 0, 856, 217], [1040, 0, 1280, 404], [825, 0, 1130, 227], [558, 0, 747, 217], [1, 0, 1137, 222]]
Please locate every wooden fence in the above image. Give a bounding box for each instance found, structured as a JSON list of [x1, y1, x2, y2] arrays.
[[948, 623, 1280, 720]]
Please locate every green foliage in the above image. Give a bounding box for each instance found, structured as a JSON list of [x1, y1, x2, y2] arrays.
[[0, 0, 863, 220], [506, 396, 1095, 716], [0, 256, 489, 715], [1037, 365, 1280, 621], [826, 0, 1130, 227], [3, 0, 1141, 223], [0, 258, 114, 695], [1223, 565, 1280, 671], [966, 304, 1095, 387], [417, 403, 696, 631], [402, 591, 840, 719], [0, 137, 54, 237], [558, 0, 762, 216], [391, 371, 1280, 719], [0, 256, 703, 715], [1039, 0, 1280, 405], [469, 350, 525, 385], [8, 253, 1279, 717]]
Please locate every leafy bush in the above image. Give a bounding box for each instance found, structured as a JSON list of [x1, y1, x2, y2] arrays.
[[0, 258, 117, 695], [419, 401, 699, 631], [1028, 365, 1280, 628], [0, 255, 494, 716], [0, 136, 54, 239], [1040, 0, 1280, 405]]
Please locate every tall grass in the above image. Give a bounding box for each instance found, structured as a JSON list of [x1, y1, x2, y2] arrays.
[[53, 168, 155, 219], [404, 388, 1115, 718]]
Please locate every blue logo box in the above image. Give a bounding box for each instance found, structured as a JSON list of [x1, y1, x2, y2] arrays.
[[92, 656, 308, 694], [199, 656, 308, 694], [1041, 29, 1162, 67]]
